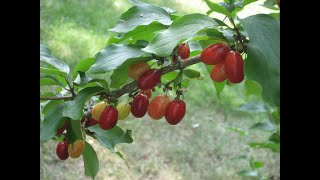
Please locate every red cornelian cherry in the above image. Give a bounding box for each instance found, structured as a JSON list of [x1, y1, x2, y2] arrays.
[[56, 120, 69, 136], [131, 94, 149, 118], [165, 99, 186, 125], [56, 140, 69, 160], [201, 43, 230, 65], [210, 63, 227, 83], [139, 89, 152, 99], [137, 69, 161, 90], [148, 95, 171, 120], [224, 51, 244, 83], [178, 43, 190, 59], [99, 106, 118, 130]]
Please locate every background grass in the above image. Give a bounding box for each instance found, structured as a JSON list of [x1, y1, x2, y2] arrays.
[[40, 0, 279, 179]]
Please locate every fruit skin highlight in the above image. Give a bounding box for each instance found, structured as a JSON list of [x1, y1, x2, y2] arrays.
[[139, 89, 152, 99], [99, 106, 118, 130], [68, 140, 85, 158], [117, 102, 131, 120], [201, 43, 230, 65], [128, 62, 150, 80], [137, 69, 161, 90], [92, 101, 107, 121], [56, 140, 69, 160], [165, 99, 186, 125], [210, 63, 227, 83], [131, 94, 149, 118], [148, 95, 171, 120], [224, 51, 244, 83]]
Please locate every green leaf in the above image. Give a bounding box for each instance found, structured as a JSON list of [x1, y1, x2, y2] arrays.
[[40, 75, 66, 87], [205, 64, 226, 98], [161, 71, 178, 83], [63, 86, 104, 120], [248, 141, 280, 152], [269, 131, 280, 143], [109, 1, 172, 33], [72, 58, 95, 79], [88, 125, 133, 152], [181, 79, 190, 88], [238, 170, 258, 177], [70, 120, 83, 139], [243, 0, 257, 7], [87, 44, 146, 74], [40, 105, 65, 143], [174, 71, 183, 87], [128, 0, 175, 14], [42, 100, 64, 114], [241, 14, 280, 106], [110, 68, 128, 89], [183, 69, 200, 78], [250, 122, 276, 132], [74, 72, 93, 86], [244, 80, 261, 96], [143, 13, 218, 57], [252, 161, 264, 169], [226, 127, 248, 136], [263, 0, 278, 9], [40, 44, 70, 75], [271, 107, 280, 125], [204, 0, 232, 17], [83, 142, 99, 179], [40, 67, 67, 77], [107, 22, 167, 45]]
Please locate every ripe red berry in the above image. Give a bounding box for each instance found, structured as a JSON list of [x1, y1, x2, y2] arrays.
[[139, 89, 152, 99], [178, 43, 190, 59], [210, 63, 227, 82], [165, 99, 186, 125], [172, 55, 178, 64], [224, 51, 244, 83], [99, 106, 118, 130], [56, 140, 69, 160], [86, 117, 98, 127], [131, 94, 149, 118], [56, 120, 69, 136], [148, 95, 171, 120], [137, 69, 161, 90], [201, 43, 230, 65]]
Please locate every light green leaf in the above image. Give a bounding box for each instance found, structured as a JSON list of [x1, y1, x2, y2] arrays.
[[161, 71, 179, 83], [40, 67, 67, 77], [204, 0, 232, 17], [63, 86, 104, 120], [244, 80, 261, 96], [87, 44, 146, 74], [40, 44, 70, 75], [88, 125, 133, 152], [83, 142, 99, 179], [252, 161, 264, 169], [226, 127, 248, 136], [248, 141, 280, 152], [40, 78, 60, 86], [143, 13, 217, 57], [72, 58, 95, 79], [109, 1, 171, 33], [174, 70, 183, 87], [183, 69, 200, 78], [241, 14, 280, 106], [40, 104, 65, 143]]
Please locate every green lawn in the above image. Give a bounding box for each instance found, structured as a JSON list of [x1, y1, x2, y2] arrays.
[[40, 0, 279, 179]]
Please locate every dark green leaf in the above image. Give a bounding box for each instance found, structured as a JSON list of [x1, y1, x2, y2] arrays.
[[40, 75, 66, 87], [42, 100, 64, 114], [115, 151, 125, 160], [82, 142, 99, 179], [70, 120, 83, 139], [248, 141, 280, 152], [72, 58, 95, 79], [110, 67, 128, 89], [244, 80, 261, 96], [88, 125, 133, 152], [204, 0, 232, 17], [40, 105, 65, 143], [183, 69, 200, 78], [107, 22, 167, 45], [63, 86, 104, 120], [40, 44, 70, 75], [213, 18, 230, 27], [109, 1, 171, 33], [241, 14, 280, 106], [40, 67, 67, 77], [143, 13, 218, 57], [87, 44, 146, 74], [250, 122, 276, 132], [243, 0, 257, 7], [269, 131, 280, 143], [74, 72, 93, 86], [238, 170, 258, 177], [263, 0, 278, 9]]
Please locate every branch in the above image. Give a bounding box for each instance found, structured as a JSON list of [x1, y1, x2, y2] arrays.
[[100, 55, 201, 99], [40, 96, 73, 100]]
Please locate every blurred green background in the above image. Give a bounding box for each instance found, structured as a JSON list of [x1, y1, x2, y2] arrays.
[[40, 0, 279, 179]]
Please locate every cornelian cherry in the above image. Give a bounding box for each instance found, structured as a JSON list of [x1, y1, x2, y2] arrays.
[[137, 69, 161, 90], [201, 43, 230, 65], [56, 120, 69, 136], [224, 51, 244, 83], [165, 99, 186, 125], [178, 43, 190, 59], [210, 63, 227, 83], [139, 89, 152, 99], [128, 62, 150, 80], [131, 94, 149, 118], [99, 106, 118, 130], [56, 140, 69, 160], [148, 95, 171, 120]]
